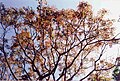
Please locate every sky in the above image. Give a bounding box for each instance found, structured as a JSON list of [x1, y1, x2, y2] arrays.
[[1, 0, 120, 61]]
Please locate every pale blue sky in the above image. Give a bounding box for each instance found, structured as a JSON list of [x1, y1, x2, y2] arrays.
[[0, 0, 100, 10], [0, 0, 102, 17], [0, 0, 37, 8], [0, 0, 79, 8]]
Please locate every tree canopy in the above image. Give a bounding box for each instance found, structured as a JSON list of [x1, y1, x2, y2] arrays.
[[0, 0, 120, 81]]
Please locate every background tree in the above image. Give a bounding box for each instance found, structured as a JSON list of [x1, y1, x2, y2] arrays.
[[0, 0, 120, 80]]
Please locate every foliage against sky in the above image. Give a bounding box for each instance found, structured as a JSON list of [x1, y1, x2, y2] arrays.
[[0, 0, 120, 81]]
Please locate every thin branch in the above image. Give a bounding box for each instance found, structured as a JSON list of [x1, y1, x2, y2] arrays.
[[2, 27, 18, 80]]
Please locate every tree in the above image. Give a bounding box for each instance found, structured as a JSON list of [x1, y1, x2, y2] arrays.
[[0, 0, 120, 80], [113, 57, 120, 81]]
